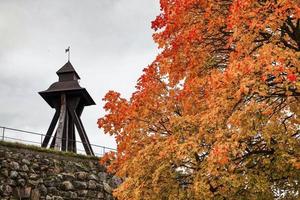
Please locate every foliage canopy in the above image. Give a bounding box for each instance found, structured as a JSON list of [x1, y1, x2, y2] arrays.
[[98, 0, 300, 199]]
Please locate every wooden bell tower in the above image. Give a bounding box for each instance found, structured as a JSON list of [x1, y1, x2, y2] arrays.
[[39, 61, 95, 155]]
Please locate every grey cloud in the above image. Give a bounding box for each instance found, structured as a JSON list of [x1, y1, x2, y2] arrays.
[[0, 0, 160, 150]]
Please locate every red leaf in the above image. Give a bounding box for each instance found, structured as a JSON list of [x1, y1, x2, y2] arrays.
[[287, 74, 297, 82]]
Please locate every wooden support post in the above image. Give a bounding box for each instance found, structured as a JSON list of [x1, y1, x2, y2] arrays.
[[61, 110, 69, 151], [67, 115, 75, 152], [42, 109, 59, 148], [54, 94, 67, 150], [72, 126, 77, 153], [72, 111, 94, 155], [67, 99, 94, 156]]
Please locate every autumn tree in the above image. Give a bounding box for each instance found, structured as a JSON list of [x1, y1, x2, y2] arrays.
[[98, 0, 300, 199]]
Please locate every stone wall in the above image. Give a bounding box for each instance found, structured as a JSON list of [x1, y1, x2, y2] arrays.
[[0, 142, 120, 200]]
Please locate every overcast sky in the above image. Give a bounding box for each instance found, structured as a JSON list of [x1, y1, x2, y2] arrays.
[[0, 0, 160, 154]]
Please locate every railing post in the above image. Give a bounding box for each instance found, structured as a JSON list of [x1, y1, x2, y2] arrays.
[[103, 147, 106, 155], [2, 127, 5, 141], [41, 135, 43, 146]]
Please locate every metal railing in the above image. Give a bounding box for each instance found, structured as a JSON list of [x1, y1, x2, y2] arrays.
[[0, 126, 116, 157]]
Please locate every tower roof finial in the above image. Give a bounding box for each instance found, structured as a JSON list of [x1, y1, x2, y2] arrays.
[[65, 46, 70, 62]]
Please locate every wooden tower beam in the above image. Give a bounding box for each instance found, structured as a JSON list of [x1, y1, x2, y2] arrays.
[[54, 94, 67, 150], [42, 109, 60, 148]]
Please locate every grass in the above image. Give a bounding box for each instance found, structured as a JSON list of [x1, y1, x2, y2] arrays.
[[0, 140, 100, 161]]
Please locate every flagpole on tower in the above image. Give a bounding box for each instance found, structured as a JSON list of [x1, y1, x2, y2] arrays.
[[65, 46, 70, 62]]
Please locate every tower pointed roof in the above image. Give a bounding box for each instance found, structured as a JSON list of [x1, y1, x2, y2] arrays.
[[39, 61, 95, 108], [56, 61, 80, 79]]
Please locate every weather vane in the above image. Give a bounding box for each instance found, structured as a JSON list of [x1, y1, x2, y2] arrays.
[[65, 46, 70, 61]]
